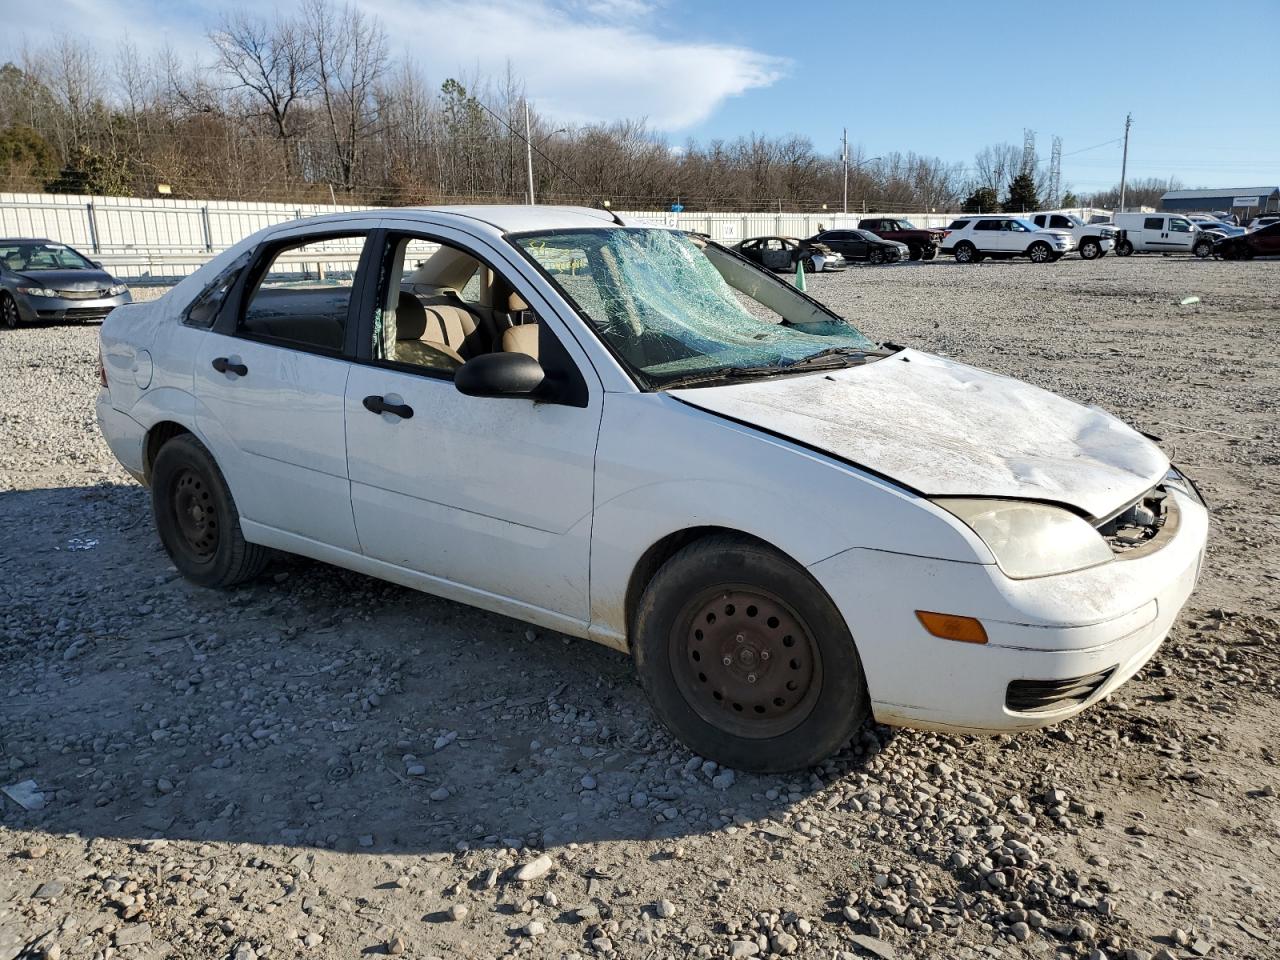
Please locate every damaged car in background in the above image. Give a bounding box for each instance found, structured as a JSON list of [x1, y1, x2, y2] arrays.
[[731, 235, 845, 272], [95, 206, 1208, 772]]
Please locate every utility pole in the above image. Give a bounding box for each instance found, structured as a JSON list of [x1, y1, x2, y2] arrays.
[[525, 100, 536, 205], [842, 128, 848, 215], [1118, 113, 1132, 212]]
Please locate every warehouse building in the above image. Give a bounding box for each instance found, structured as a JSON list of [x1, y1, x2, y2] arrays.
[[1159, 186, 1279, 216]]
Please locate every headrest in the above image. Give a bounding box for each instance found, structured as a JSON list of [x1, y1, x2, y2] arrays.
[[508, 292, 529, 312], [395, 291, 427, 340]]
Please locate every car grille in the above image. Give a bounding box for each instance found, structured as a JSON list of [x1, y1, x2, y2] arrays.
[[56, 288, 112, 299], [1006, 667, 1115, 713]]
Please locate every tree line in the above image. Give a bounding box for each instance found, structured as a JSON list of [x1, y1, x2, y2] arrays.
[[1, 10, 1156, 212]]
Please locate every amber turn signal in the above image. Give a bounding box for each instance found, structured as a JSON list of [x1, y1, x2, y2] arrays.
[[915, 611, 988, 644]]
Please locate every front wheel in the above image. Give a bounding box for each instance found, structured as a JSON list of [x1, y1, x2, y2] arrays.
[[632, 536, 870, 773], [801, 257, 816, 273], [954, 241, 976, 264], [1079, 239, 1101, 260], [1, 293, 21, 329], [907, 245, 922, 261], [1193, 240, 1213, 259], [1028, 241, 1053, 263], [920, 245, 937, 261], [152, 434, 271, 588], [869, 248, 885, 265], [1115, 239, 1134, 257]]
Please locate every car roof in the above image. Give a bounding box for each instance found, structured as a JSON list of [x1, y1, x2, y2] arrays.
[[276, 205, 627, 236], [0, 237, 55, 244]]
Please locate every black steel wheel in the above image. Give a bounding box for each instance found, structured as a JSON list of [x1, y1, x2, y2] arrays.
[[908, 245, 922, 261], [152, 433, 270, 588], [632, 535, 870, 772], [921, 245, 938, 261], [1, 293, 20, 329]]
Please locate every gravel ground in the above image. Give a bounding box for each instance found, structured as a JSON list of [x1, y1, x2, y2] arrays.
[[1, 255, 1278, 960]]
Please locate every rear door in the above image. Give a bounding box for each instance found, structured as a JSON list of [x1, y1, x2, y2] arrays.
[[194, 222, 378, 552]]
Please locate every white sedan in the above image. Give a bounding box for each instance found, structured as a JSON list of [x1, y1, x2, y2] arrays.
[[97, 206, 1208, 772]]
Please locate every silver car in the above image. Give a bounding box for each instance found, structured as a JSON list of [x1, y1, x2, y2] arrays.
[[0, 238, 132, 328]]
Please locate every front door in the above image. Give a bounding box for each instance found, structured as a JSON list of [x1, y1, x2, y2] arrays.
[[343, 227, 602, 625], [195, 225, 376, 552], [1164, 216, 1195, 252]]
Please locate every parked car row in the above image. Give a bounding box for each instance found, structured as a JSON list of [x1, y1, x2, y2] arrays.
[[0, 238, 132, 328]]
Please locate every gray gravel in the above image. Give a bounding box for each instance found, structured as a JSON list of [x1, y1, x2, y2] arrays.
[[1, 255, 1278, 959]]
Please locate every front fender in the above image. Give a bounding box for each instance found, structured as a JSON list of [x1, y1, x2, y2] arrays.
[[587, 393, 990, 645]]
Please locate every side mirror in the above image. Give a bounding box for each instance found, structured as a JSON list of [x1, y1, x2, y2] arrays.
[[455, 351, 547, 399], [92, 260, 104, 269]]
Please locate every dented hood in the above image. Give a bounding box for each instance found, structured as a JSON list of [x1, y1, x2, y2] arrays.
[[672, 349, 1168, 519]]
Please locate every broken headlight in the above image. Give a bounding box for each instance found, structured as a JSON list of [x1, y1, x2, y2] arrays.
[[936, 498, 1113, 580], [1162, 465, 1205, 508]]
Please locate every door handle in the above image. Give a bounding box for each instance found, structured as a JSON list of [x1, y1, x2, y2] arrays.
[[212, 357, 248, 376], [363, 395, 414, 419]]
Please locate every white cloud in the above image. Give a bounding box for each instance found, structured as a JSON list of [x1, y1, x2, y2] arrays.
[[366, 0, 785, 130], [2, 0, 785, 132]]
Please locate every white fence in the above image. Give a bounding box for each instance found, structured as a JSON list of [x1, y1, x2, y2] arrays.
[[0, 191, 1110, 283]]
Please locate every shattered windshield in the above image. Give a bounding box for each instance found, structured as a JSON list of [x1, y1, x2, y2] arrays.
[[511, 228, 875, 388]]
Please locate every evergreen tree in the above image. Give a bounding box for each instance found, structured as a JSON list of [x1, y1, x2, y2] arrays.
[[1003, 173, 1039, 212], [962, 186, 1000, 213]]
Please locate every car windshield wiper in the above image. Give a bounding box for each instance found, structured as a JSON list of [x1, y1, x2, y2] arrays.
[[782, 346, 872, 370], [655, 365, 792, 390]]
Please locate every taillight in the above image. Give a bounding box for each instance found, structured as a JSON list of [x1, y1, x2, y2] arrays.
[[98, 345, 108, 388]]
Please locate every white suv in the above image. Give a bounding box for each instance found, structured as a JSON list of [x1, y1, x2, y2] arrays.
[[941, 216, 1075, 263]]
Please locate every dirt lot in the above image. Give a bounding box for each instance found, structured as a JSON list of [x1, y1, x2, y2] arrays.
[[2, 255, 1278, 960]]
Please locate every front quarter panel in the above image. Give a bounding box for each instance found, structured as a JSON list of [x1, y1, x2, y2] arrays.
[[588, 392, 991, 646]]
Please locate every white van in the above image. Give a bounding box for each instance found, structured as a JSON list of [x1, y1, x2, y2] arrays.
[[1112, 213, 1214, 258]]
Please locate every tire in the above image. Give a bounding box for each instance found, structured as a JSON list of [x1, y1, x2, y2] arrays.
[[1115, 239, 1134, 257], [802, 257, 816, 273], [1193, 240, 1213, 259], [907, 245, 922, 261], [151, 433, 270, 588], [869, 248, 885, 265], [1028, 241, 1053, 263], [921, 245, 937, 261], [632, 535, 870, 773], [1079, 239, 1101, 260], [1, 293, 21, 329], [954, 241, 976, 264]]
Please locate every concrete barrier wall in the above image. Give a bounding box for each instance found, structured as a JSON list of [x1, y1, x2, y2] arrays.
[[0, 191, 1111, 282]]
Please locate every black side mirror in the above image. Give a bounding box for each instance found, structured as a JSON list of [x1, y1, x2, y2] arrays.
[[455, 351, 547, 399], [92, 260, 104, 269]]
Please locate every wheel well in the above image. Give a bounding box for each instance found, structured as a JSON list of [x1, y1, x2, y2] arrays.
[[144, 421, 192, 483], [623, 526, 786, 646]]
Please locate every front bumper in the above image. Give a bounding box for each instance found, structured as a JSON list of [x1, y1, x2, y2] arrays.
[[18, 291, 131, 323], [809, 488, 1208, 733]]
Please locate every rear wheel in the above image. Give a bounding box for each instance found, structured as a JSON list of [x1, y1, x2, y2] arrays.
[[1115, 239, 1134, 257], [632, 535, 870, 773], [1, 293, 20, 329], [1028, 241, 1053, 263], [1079, 238, 1101, 260], [152, 434, 270, 588], [954, 241, 977, 264]]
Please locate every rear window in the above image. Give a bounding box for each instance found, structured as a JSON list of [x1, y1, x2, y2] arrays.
[[947, 220, 969, 230]]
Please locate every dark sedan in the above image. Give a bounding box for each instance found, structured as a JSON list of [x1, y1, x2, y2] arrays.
[[806, 228, 909, 264], [1, 238, 132, 328], [1213, 221, 1280, 260]]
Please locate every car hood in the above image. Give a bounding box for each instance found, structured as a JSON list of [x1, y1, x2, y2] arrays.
[[14, 268, 116, 289], [671, 349, 1168, 519]]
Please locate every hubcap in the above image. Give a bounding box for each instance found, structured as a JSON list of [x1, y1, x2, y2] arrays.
[[669, 587, 822, 739], [172, 469, 218, 559]]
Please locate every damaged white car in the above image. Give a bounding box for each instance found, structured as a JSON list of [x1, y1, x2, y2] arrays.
[[96, 206, 1209, 772]]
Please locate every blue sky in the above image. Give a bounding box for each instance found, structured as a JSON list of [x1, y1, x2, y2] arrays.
[[7, 0, 1278, 192]]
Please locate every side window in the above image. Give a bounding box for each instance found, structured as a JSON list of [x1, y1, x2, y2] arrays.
[[1144, 217, 1165, 230], [1033, 215, 1046, 227], [371, 233, 541, 378], [240, 235, 364, 352], [1050, 215, 1071, 228], [974, 220, 998, 231], [185, 251, 252, 328], [1168, 218, 1191, 233], [947, 219, 969, 231]]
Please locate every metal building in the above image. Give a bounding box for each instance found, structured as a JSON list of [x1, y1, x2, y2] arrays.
[[1159, 186, 1279, 216]]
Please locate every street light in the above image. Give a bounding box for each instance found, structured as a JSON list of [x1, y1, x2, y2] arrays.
[[841, 138, 881, 215]]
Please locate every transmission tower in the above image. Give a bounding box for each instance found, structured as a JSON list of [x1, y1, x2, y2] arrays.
[[1021, 128, 1037, 175], [1048, 136, 1062, 207]]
